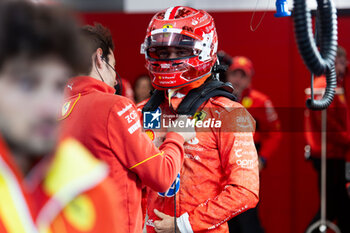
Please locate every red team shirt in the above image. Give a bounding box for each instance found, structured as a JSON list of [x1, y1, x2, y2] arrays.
[[60, 76, 185, 233], [305, 76, 350, 159], [239, 88, 282, 161]]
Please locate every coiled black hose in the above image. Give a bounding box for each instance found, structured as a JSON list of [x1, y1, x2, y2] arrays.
[[293, 0, 338, 110]]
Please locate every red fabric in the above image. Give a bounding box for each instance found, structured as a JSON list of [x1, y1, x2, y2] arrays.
[[0, 136, 27, 189], [60, 76, 185, 233], [240, 88, 282, 160], [304, 76, 350, 159], [0, 136, 38, 231], [141, 188, 148, 228], [33, 177, 121, 233], [0, 136, 121, 233], [138, 96, 259, 232]]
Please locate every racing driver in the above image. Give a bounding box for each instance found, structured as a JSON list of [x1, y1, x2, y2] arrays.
[[138, 6, 259, 233]]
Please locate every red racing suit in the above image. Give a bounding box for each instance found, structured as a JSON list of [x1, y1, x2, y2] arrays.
[[60, 76, 185, 233], [138, 93, 259, 232], [0, 136, 121, 233], [239, 88, 281, 163]]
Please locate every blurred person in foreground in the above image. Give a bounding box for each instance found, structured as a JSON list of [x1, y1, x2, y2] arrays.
[[219, 53, 282, 233], [138, 6, 259, 232], [134, 74, 153, 104], [0, 1, 121, 232], [59, 23, 195, 233], [305, 46, 350, 233]]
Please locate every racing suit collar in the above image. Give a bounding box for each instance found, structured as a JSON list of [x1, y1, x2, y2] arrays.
[[163, 77, 219, 112], [66, 76, 116, 96], [164, 90, 185, 111]]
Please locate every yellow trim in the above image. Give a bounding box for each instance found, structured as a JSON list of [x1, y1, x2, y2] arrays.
[[0, 157, 37, 233], [0, 176, 27, 233], [37, 138, 108, 233], [43, 139, 104, 195], [58, 93, 81, 121], [129, 151, 164, 170]]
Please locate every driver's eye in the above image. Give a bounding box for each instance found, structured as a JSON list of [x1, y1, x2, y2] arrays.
[[157, 50, 170, 59], [176, 49, 191, 57]]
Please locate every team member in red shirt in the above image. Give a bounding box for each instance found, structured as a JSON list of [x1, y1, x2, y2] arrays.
[[218, 54, 281, 233], [138, 6, 259, 232], [134, 74, 154, 104], [0, 1, 121, 232], [60, 23, 195, 233], [305, 46, 350, 233], [220, 54, 282, 168]]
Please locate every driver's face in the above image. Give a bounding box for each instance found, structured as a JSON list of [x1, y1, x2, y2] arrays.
[[335, 55, 348, 80], [149, 46, 193, 59]]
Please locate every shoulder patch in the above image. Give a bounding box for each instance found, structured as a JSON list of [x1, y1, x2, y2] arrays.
[[193, 110, 207, 122], [59, 94, 81, 121], [62, 101, 71, 116]]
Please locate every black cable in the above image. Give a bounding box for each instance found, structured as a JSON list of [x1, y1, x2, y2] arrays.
[[101, 56, 123, 95], [95, 56, 105, 83], [293, 0, 338, 110]]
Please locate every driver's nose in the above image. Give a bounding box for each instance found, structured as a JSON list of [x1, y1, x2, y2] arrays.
[[168, 52, 178, 59]]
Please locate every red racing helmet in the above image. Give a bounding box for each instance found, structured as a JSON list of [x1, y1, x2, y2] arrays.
[[141, 6, 218, 90]]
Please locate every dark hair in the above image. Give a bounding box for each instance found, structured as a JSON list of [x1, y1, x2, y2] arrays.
[[217, 50, 233, 82], [81, 23, 115, 63], [337, 46, 347, 58], [0, 0, 90, 75]]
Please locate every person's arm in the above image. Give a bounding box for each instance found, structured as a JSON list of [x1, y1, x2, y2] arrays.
[[254, 99, 282, 167], [177, 107, 260, 232], [107, 101, 184, 192]]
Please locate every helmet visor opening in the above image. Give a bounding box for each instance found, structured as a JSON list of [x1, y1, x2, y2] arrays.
[[146, 33, 197, 60], [147, 46, 195, 60]]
